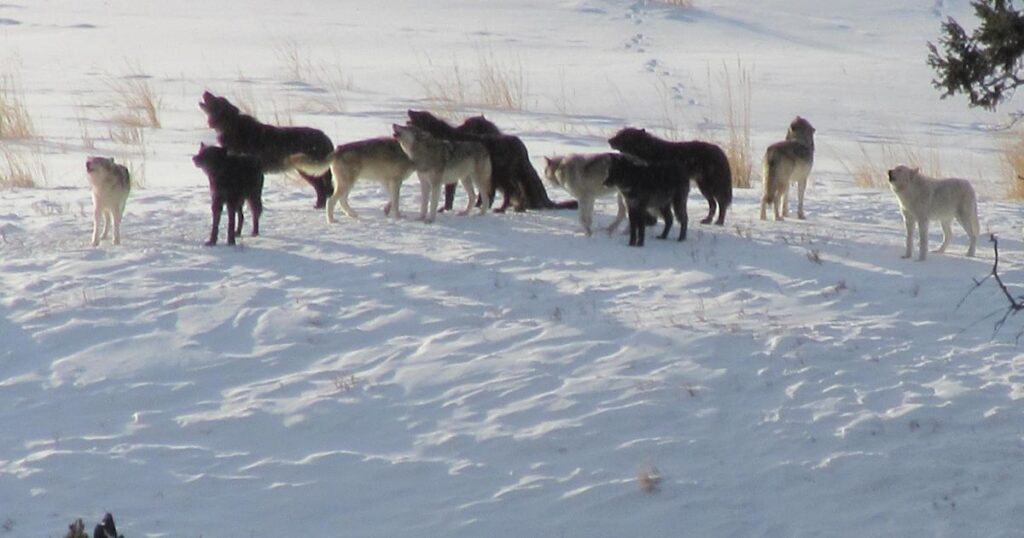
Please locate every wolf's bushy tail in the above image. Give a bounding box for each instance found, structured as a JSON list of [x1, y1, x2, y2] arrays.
[[288, 152, 334, 176]]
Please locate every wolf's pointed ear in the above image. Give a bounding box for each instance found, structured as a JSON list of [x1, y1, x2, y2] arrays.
[[913, 167, 920, 173], [202, 90, 213, 101], [544, 156, 552, 165], [199, 142, 207, 150]]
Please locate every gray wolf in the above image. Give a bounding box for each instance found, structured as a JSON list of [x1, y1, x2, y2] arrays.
[[405, 110, 576, 212], [761, 116, 815, 221], [289, 137, 414, 223], [85, 156, 130, 247], [192, 143, 264, 246], [887, 165, 979, 260], [544, 153, 626, 236], [603, 155, 689, 247], [608, 127, 732, 225], [199, 91, 333, 209], [94, 513, 123, 538], [392, 123, 492, 223]]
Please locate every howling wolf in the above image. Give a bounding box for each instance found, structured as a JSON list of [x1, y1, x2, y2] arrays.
[[199, 91, 333, 208]]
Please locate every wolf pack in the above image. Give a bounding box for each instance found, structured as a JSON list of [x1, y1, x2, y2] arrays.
[[83, 91, 980, 260]]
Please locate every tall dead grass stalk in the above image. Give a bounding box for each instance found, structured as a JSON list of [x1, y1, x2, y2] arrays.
[[417, 48, 529, 112], [719, 60, 752, 188], [999, 130, 1024, 200], [0, 73, 34, 139]]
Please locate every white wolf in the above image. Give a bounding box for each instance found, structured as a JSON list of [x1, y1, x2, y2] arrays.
[[761, 116, 815, 221], [887, 165, 979, 261], [85, 156, 130, 247], [544, 153, 627, 236], [289, 137, 415, 223], [392, 123, 492, 223]]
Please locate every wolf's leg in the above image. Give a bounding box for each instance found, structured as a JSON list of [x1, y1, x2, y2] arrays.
[[91, 204, 103, 247], [250, 195, 262, 236], [459, 177, 475, 216], [418, 175, 430, 221], [382, 179, 400, 219], [700, 196, 715, 225], [235, 204, 244, 237], [607, 193, 627, 235], [936, 221, 952, 253], [475, 172, 491, 216], [206, 202, 222, 246], [111, 209, 122, 245], [441, 183, 456, 212], [958, 212, 977, 256], [900, 214, 914, 258], [335, 175, 359, 219], [226, 204, 238, 246], [917, 219, 929, 261], [674, 192, 688, 241], [657, 204, 673, 239], [427, 178, 444, 223], [796, 177, 807, 220]]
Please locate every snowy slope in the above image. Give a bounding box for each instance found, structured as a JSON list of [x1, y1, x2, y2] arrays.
[[2, 1, 1024, 537]]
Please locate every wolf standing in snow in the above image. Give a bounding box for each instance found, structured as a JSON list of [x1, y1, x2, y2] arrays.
[[85, 156, 131, 247], [887, 165, 979, 261], [761, 116, 815, 221], [289, 137, 415, 223], [608, 127, 732, 225], [602, 155, 689, 247], [392, 123, 492, 223], [192, 143, 265, 246], [544, 153, 627, 236]]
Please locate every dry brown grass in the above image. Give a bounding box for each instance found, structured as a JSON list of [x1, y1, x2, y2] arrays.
[[719, 60, 753, 188], [999, 130, 1024, 200], [0, 147, 46, 188], [416, 48, 529, 112], [106, 65, 161, 129], [839, 140, 943, 190], [275, 41, 353, 114], [0, 73, 34, 139]]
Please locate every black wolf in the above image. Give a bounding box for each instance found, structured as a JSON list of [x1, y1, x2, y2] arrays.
[[406, 110, 577, 212], [192, 143, 264, 246], [199, 91, 333, 208], [603, 155, 689, 247], [609, 127, 731, 225]]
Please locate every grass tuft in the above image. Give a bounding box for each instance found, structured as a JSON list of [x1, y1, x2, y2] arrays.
[[0, 73, 34, 139], [999, 130, 1024, 200]]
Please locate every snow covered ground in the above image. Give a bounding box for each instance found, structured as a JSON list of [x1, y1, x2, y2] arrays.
[[2, 1, 1024, 536]]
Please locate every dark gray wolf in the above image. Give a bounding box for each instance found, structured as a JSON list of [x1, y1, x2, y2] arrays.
[[405, 110, 576, 212], [761, 116, 815, 220], [603, 155, 689, 247], [85, 156, 130, 247], [608, 127, 732, 225], [289, 137, 414, 223], [93, 513, 123, 538], [192, 143, 265, 246], [392, 124, 492, 223], [887, 165, 979, 260], [544, 153, 626, 236], [198, 91, 332, 209]]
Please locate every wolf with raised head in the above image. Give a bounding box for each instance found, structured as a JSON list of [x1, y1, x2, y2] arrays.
[[199, 91, 333, 208], [544, 153, 626, 236], [761, 116, 815, 221], [192, 143, 265, 246], [392, 123, 492, 223], [603, 155, 689, 247], [85, 156, 131, 247], [289, 137, 415, 223], [887, 165, 979, 261], [608, 127, 731, 225]]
